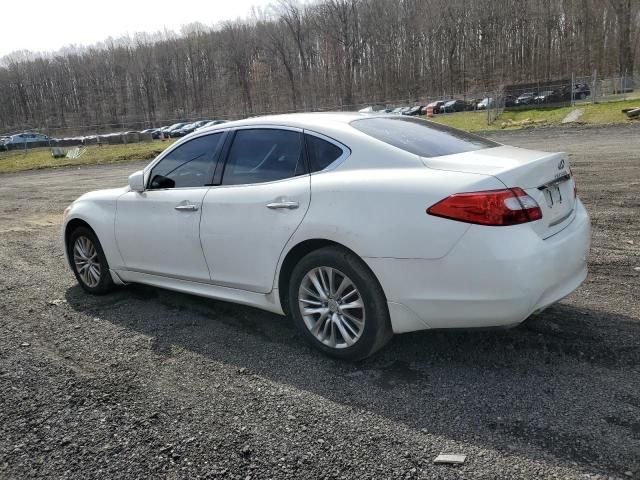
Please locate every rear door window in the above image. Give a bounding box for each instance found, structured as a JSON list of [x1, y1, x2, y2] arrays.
[[221, 129, 304, 185], [350, 117, 499, 158]]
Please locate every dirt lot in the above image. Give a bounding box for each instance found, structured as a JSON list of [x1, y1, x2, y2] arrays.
[[1, 124, 638, 479]]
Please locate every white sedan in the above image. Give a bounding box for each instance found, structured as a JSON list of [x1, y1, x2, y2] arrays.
[[63, 113, 590, 360]]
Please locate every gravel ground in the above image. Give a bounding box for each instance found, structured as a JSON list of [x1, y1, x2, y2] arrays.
[[0, 124, 638, 479]]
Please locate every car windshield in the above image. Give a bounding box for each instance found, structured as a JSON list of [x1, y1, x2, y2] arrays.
[[350, 117, 499, 158]]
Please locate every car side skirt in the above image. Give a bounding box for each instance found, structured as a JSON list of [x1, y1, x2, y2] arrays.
[[113, 269, 285, 315]]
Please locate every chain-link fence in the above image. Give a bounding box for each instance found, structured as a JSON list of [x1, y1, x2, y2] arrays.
[[486, 89, 506, 124], [590, 72, 640, 103], [498, 72, 639, 111]]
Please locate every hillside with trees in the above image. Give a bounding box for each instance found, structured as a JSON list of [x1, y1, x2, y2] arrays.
[[0, 0, 638, 133]]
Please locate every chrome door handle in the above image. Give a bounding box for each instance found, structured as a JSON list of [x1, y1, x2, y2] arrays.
[[266, 201, 299, 210], [175, 203, 199, 212]]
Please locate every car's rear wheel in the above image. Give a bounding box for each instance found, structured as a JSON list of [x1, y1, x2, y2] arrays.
[[68, 226, 114, 295], [289, 246, 392, 360]]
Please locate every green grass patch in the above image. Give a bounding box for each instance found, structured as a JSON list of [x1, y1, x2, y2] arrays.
[[429, 98, 640, 132], [428, 111, 492, 132], [580, 99, 640, 124], [0, 141, 174, 174]]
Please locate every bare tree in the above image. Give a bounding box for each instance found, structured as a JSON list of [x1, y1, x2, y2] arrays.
[[0, 0, 638, 134]]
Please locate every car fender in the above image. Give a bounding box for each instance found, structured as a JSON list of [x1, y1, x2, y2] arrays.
[[62, 187, 128, 271]]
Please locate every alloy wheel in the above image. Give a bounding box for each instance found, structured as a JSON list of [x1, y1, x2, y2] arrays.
[[298, 267, 365, 349], [73, 236, 101, 288]]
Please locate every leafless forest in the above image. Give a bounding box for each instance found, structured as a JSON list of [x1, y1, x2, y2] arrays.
[[0, 0, 638, 132]]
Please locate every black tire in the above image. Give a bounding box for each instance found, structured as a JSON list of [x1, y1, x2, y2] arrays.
[[288, 246, 393, 361], [68, 226, 115, 295]]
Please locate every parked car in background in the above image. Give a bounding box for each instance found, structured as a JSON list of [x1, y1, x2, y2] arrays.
[[172, 123, 196, 137], [476, 97, 494, 110], [174, 120, 213, 137], [82, 135, 98, 145], [62, 113, 589, 360], [390, 106, 411, 115], [515, 92, 537, 106], [505, 95, 517, 107], [442, 99, 470, 113], [140, 128, 164, 140], [426, 100, 447, 114], [558, 83, 591, 101], [403, 105, 424, 116], [169, 123, 193, 138], [195, 120, 228, 131], [152, 129, 164, 140], [573, 83, 591, 99], [9, 132, 50, 144], [2, 132, 51, 148], [534, 90, 556, 104], [161, 123, 188, 138]]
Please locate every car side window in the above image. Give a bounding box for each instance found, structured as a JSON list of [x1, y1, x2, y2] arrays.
[[221, 129, 304, 186], [149, 133, 223, 189], [305, 134, 344, 172]]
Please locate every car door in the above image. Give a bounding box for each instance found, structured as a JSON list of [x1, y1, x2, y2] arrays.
[[199, 127, 310, 293], [115, 132, 226, 281]]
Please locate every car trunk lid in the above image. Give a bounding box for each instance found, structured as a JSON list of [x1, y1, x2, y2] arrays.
[[422, 145, 576, 239]]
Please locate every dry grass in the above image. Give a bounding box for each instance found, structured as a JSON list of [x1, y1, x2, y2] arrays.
[[0, 141, 174, 174], [430, 98, 640, 132]]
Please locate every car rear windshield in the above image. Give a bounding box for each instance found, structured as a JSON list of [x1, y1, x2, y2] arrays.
[[350, 117, 499, 158]]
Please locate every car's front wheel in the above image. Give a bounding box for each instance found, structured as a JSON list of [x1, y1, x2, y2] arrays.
[[289, 246, 393, 360], [68, 226, 114, 295]]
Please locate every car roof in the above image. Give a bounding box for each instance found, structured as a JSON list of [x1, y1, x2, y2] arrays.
[[162, 112, 429, 172], [196, 112, 387, 134]]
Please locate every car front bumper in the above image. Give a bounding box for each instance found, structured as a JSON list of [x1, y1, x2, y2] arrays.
[[365, 200, 591, 333]]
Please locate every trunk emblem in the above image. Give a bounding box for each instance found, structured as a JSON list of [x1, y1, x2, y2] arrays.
[[558, 159, 565, 170]]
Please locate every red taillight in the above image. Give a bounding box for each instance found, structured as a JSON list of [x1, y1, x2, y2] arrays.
[[427, 187, 543, 226]]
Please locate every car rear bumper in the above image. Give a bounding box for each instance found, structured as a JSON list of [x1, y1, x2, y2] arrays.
[[365, 200, 591, 333]]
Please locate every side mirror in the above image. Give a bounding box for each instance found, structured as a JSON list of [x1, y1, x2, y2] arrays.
[[128, 170, 145, 193]]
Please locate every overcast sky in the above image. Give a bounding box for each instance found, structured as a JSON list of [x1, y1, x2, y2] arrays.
[[0, 0, 275, 58]]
